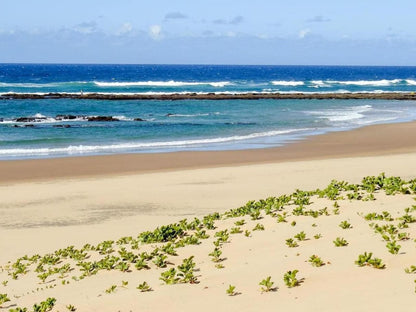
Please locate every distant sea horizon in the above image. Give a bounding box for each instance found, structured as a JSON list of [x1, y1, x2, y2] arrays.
[[0, 64, 415, 160]]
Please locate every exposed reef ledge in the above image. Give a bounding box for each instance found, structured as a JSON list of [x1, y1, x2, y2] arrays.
[[2, 92, 416, 101]]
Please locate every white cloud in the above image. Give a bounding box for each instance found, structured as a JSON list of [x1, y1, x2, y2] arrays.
[[149, 25, 162, 40], [299, 29, 311, 39], [117, 23, 133, 35], [74, 21, 97, 34]]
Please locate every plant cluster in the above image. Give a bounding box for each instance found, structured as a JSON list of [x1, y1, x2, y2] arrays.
[[355, 252, 385, 269]]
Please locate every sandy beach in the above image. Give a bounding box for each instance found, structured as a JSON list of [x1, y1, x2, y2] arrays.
[[1, 121, 416, 311]]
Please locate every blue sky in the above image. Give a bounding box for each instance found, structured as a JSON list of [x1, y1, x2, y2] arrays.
[[1, 0, 416, 65]]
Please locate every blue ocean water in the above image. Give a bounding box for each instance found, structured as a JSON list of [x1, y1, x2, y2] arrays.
[[1, 64, 416, 159]]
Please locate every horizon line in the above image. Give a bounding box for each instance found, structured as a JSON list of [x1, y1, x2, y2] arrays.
[[1, 63, 416, 67]]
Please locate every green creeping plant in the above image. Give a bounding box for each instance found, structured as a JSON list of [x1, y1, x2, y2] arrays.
[[286, 238, 299, 248], [137, 281, 152, 292], [160, 268, 180, 285], [386, 241, 401, 255], [404, 265, 416, 274], [118, 247, 139, 262], [66, 304, 77, 311], [161, 243, 177, 256], [355, 252, 385, 269], [152, 254, 168, 268], [135, 259, 150, 270], [209, 248, 223, 262], [9, 308, 28, 312], [215, 230, 230, 243], [276, 213, 287, 223], [32, 297, 56, 312], [116, 236, 133, 245], [0, 293, 10, 307], [195, 229, 210, 239], [234, 219, 246, 226], [253, 223, 265, 231], [230, 227, 243, 234], [244, 230, 251, 237], [283, 270, 300, 288], [177, 256, 197, 284], [397, 232, 410, 241], [259, 276, 275, 292], [294, 231, 306, 241], [333, 237, 348, 247], [115, 261, 130, 272], [105, 285, 117, 294], [226, 285, 237, 296], [308, 255, 324, 267], [314, 234, 322, 239], [339, 221, 352, 229]]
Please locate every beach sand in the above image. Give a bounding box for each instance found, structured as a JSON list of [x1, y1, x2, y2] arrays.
[[1, 122, 416, 311]]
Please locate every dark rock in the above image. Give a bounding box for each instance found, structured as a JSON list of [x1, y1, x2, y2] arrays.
[[134, 118, 146, 121], [14, 117, 46, 122], [0, 118, 3, 122], [166, 113, 174, 117], [56, 114, 78, 120], [87, 116, 119, 122]]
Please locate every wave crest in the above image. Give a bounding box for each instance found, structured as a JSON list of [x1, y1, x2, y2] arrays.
[[0, 128, 311, 156], [93, 80, 231, 87]]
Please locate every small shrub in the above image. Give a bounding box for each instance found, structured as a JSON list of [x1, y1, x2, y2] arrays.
[[339, 221, 352, 229], [105, 285, 117, 294], [313, 234, 322, 239], [308, 255, 324, 267], [226, 285, 237, 296], [283, 270, 300, 288], [253, 223, 265, 231], [137, 281, 152, 292], [285, 238, 299, 248], [386, 241, 401, 254], [333, 237, 348, 247], [259, 276, 275, 292], [294, 231, 306, 241], [0, 293, 10, 307]]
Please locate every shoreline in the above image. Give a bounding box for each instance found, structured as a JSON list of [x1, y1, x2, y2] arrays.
[[2, 91, 416, 100], [2, 121, 416, 184]]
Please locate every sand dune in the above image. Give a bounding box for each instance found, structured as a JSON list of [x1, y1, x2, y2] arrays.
[[1, 122, 416, 311]]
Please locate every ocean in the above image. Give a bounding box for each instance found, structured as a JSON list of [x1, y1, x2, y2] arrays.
[[1, 64, 416, 159]]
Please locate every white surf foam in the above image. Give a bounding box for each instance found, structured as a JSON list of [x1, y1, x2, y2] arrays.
[[310, 80, 331, 88], [405, 79, 416, 86], [305, 105, 372, 122], [167, 113, 210, 117], [271, 81, 305, 86], [0, 128, 312, 156], [328, 79, 401, 86], [93, 81, 231, 87]]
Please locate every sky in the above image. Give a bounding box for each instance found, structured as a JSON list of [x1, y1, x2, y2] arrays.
[[1, 0, 416, 65]]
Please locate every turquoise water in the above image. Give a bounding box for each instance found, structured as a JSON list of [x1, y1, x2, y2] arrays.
[[1, 64, 416, 159]]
